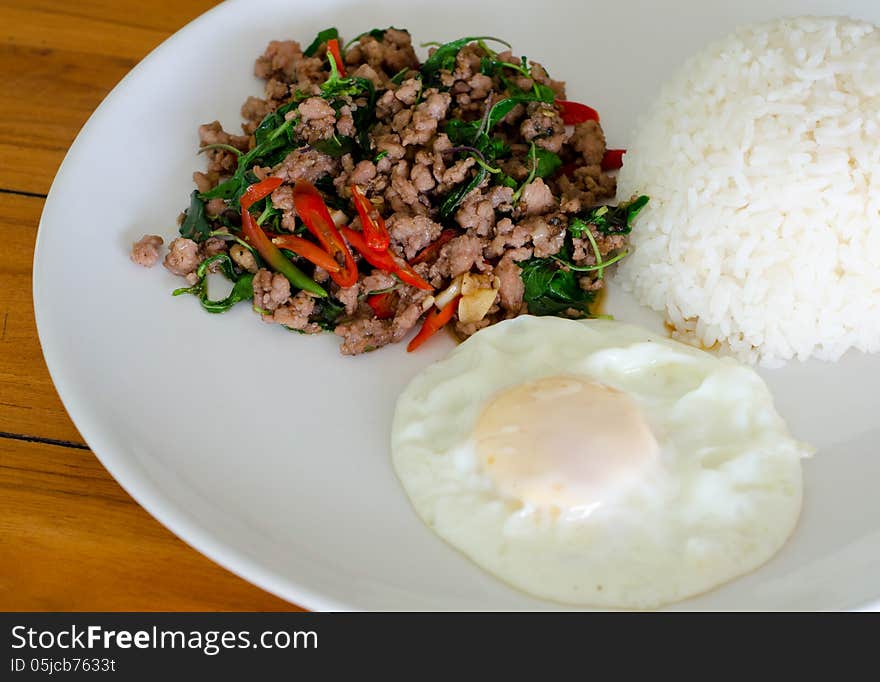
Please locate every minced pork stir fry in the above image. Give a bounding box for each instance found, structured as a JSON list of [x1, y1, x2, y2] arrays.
[[131, 27, 648, 354]]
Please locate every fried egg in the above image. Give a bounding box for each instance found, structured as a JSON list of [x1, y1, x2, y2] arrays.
[[391, 316, 809, 608]]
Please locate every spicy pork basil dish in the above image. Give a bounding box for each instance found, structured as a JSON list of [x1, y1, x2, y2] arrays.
[[131, 28, 646, 354]]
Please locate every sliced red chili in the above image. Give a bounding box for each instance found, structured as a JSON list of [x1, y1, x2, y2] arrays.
[[601, 149, 626, 171], [366, 292, 396, 320], [327, 38, 346, 77], [410, 229, 458, 265], [271, 234, 342, 273], [390, 262, 433, 291], [407, 295, 461, 352], [340, 227, 433, 291], [556, 100, 600, 125], [240, 209, 327, 297], [240, 176, 284, 210], [350, 184, 390, 251], [291, 180, 359, 288], [340, 226, 396, 269]]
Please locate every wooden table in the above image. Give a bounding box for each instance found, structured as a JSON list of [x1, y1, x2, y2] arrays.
[[0, 0, 299, 611]]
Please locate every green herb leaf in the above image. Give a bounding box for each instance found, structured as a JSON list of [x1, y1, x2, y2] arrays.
[[343, 27, 406, 50], [511, 143, 538, 202], [313, 175, 349, 210], [518, 255, 596, 317], [200, 103, 301, 207], [313, 135, 356, 158], [304, 27, 339, 57], [172, 253, 254, 313], [444, 118, 477, 145], [312, 298, 346, 331], [420, 36, 511, 83], [389, 67, 411, 85], [440, 166, 486, 219], [533, 148, 562, 179], [321, 74, 375, 101], [580, 195, 650, 235], [179, 190, 212, 242]]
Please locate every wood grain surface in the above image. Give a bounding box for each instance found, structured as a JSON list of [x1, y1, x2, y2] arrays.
[[0, 0, 300, 611]]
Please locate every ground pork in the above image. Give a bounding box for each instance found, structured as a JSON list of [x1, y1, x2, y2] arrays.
[[335, 318, 394, 355], [386, 214, 443, 259], [556, 167, 616, 214], [570, 230, 627, 265], [495, 249, 531, 313], [254, 40, 301, 81], [336, 284, 360, 316], [361, 270, 397, 293], [428, 235, 486, 282], [570, 120, 606, 165], [270, 291, 321, 332], [230, 243, 258, 273], [197, 121, 250, 174], [272, 148, 339, 184], [344, 28, 419, 79], [295, 97, 337, 144], [516, 177, 556, 216], [401, 92, 451, 146], [200, 237, 228, 269], [253, 269, 291, 312], [205, 198, 228, 218], [485, 212, 567, 259], [519, 101, 566, 153], [241, 96, 273, 129], [164, 237, 201, 276], [131, 235, 163, 267]]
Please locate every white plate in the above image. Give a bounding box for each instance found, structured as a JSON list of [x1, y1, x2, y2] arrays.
[[34, 0, 880, 610]]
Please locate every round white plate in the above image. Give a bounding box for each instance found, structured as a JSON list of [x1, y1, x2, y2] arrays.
[[35, 0, 880, 610]]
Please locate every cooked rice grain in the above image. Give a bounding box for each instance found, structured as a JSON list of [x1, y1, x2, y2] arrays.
[[615, 16, 880, 366]]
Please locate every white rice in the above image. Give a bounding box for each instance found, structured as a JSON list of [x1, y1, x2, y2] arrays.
[[615, 16, 880, 366]]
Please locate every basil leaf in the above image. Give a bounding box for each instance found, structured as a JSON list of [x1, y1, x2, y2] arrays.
[[179, 190, 212, 242], [313, 298, 346, 331], [344, 27, 407, 50], [440, 166, 486, 219], [313, 135, 355, 158], [533, 148, 562, 178], [518, 255, 596, 317], [420, 36, 476, 82], [321, 75, 374, 101], [304, 27, 339, 57], [579, 195, 650, 235], [172, 253, 254, 313]]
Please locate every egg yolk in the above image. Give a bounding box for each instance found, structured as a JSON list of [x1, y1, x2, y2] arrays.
[[474, 376, 659, 510]]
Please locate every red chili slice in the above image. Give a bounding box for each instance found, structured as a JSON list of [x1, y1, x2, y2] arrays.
[[366, 292, 396, 320], [291, 180, 359, 288], [271, 234, 342, 273], [407, 295, 460, 352], [410, 229, 458, 265], [240, 176, 284, 210], [556, 100, 600, 125], [601, 149, 626, 171], [350, 184, 390, 251], [240, 208, 327, 297], [327, 38, 346, 77], [340, 227, 433, 291]]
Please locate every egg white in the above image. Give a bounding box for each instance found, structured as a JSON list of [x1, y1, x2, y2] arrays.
[[391, 316, 809, 608]]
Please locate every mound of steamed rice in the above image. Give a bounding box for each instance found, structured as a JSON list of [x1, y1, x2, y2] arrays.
[[615, 16, 880, 366]]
